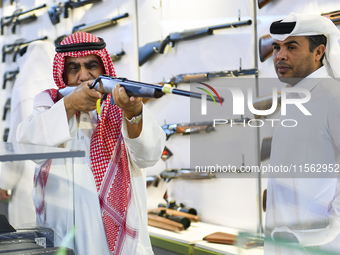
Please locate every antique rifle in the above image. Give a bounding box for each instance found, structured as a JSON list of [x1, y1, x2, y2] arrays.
[[48, 0, 102, 25], [259, 10, 340, 62], [1, 4, 46, 35], [139, 19, 252, 66], [163, 68, 258, 87], [3, 69, 19, 89], [58, 75, 224, 103]]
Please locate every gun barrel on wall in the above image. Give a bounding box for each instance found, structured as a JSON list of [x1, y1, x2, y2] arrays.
[[139, 19, 252, 66]]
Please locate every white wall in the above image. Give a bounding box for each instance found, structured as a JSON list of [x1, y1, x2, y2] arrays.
[[0, 0, 340, 234]]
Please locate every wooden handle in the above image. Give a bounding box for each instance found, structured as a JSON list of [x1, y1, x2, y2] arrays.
[[148, 214, 184, 231], [259, 34, 274, 62], [182, 74, 208, 83], [149, 208, 200, 222]]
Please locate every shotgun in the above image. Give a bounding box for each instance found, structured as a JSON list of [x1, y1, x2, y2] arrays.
[[163, 68, 258, 87], [260, 10, 340, 62], [1, 4, 46, 35], [48, 0, 102, 25], [72, 13, 129, 33], [58, 75, 224, 104], [139, 19, 252, 66], [148, 214, 184, 232]]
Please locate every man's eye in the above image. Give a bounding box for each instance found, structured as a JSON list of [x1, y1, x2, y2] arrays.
[[88, 64, 98, 69], [288, 46, 295, 50], [273, 46, 280, 50]]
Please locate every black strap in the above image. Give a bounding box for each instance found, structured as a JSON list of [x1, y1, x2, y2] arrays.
[[55, 37, 106, 52], [270, 20, 296, 35]]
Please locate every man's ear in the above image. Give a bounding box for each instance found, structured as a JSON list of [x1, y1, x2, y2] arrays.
[[315, 44, 326, 63]]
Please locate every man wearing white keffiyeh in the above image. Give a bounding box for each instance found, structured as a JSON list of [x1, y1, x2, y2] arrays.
[[17, 32, 165, 255], [265, 13, 340, 254]]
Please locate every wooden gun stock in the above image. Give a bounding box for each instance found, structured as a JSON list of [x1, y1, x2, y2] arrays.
[[259, 34, 273, 62], [322, 10, 340, 25], [149, 208, 199, 222], [148, 214, 184, 231], [203, 232, 236, 245]]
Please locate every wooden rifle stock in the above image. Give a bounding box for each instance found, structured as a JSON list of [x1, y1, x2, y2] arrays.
[[203, 232, 236, 245], [258, 0, 274, 9], [321, 10, 340, 25], [149, 208, 199, 222], [259, 34, 273, 62], [148, 214, 184, 231]]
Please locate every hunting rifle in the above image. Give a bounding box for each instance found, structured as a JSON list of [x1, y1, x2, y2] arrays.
[[2, 36, 48, 63], [55, 13, 129, 45], [3, 69, 19, 89], [258, 0, 277, 9], [259, 10, 340, 62], [146, 168, 215, 188], [58, 75, 224, 104], [1, 4, 46, 35], [162, 118, 251, 140], [139, 19, 252, 66], [162, 67, 258, 87], [48, 0, 102, 25]]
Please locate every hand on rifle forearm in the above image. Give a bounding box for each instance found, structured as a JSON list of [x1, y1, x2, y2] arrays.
[[63, 80, 103, 120], [0, 188, 10, 200], [112, 84, 143, 138]]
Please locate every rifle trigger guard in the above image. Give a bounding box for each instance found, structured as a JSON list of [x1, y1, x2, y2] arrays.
[[90, 77, 101, 89]]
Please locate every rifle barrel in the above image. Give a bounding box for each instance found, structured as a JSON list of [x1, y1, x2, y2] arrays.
[[209, 19, 252, 31]]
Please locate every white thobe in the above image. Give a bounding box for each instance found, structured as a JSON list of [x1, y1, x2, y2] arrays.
[[0, 41, 56, 228], [265, 66, 340, 254], [16, 90, 165, 255]]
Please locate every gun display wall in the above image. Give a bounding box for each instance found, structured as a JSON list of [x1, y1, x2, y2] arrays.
[[0, 0, 340, 254]]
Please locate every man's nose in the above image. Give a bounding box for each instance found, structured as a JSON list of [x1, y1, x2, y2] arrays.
[[276, 48, 288, 61], [78, 67, 91, 83]]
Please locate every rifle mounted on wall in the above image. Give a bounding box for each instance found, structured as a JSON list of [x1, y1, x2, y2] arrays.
[[139, 19, 252, 66], [1, 4, 46, 35], [2, 36, 48, 63], [48, 0, 102, 25]]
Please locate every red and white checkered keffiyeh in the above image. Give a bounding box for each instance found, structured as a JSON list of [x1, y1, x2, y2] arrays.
[[35, 32, 138, 254]]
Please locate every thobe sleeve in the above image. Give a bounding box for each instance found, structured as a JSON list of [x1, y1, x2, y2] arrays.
[[16, 91, 77, 147], [271, 96, 340, 247], [121, 104, 165, 169]]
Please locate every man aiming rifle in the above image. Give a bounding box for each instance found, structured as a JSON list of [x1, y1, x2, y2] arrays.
[[17, 32, 165, 255]]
